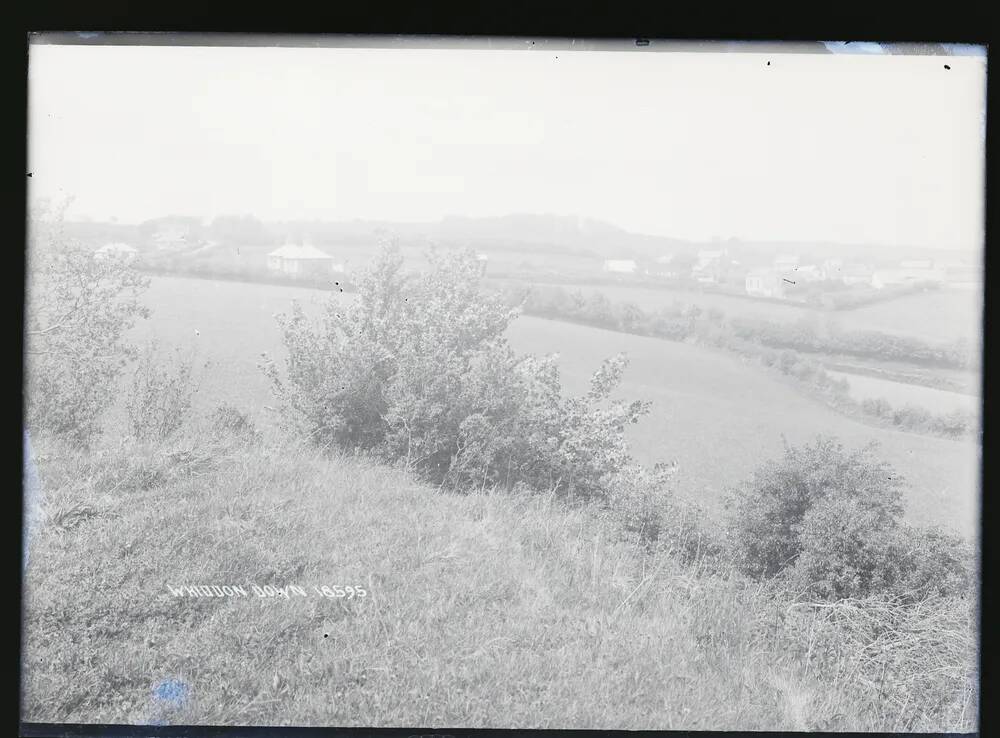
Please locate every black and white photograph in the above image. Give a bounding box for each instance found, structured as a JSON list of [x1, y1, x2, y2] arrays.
[[21, 35, 985, 731]]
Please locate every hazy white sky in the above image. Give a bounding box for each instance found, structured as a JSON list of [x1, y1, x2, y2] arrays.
[[28, 42, 986, 249]]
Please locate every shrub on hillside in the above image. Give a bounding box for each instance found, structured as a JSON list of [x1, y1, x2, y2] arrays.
[[25, 202, 150, 444], [210, 403, 260, 441], [126, 343, 206, 441], [608, 464, 727, 567], [264, 245, 649, 498], [726, 437, 972, 601], [861, 397, 893, 418], [932, 409, 977, 438], [727, 437, 904, 581], [728, 438, 971, 598]]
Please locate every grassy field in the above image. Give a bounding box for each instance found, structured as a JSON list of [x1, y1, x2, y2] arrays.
[[507, 318, 980, 537], [126, 277, 979, 537], [22, 428, 978, 730], [827, 370, 981, 415], [833, 289, 983, 344]]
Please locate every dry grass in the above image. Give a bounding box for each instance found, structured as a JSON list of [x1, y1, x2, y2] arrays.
[[21, 424, 978, 730]]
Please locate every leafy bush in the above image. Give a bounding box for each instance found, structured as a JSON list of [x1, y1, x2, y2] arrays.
[[727, 436, 973, 601], [25, 202, 150, 444], [608, 464, 727, 566], [126, 343, 206, 441], [727, 437, 904, 582], [861, 397, 893, 418], [932, 409, 977, 438], [210, 403, 259, 440], [264, 245, 649, 499]]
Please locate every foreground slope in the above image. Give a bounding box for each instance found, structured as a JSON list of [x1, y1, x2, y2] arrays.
[[22, 430, 976, 730]]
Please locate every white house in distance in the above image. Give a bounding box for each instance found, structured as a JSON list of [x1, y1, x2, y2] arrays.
[[794, 264, 824, 282], [821, 258, 844, 280], [93, 242, 138, 262], [745, 269, 786, 299], [602, 259, 637, 274], [646, 253, 681, 279], [266, 244, 344, 276]]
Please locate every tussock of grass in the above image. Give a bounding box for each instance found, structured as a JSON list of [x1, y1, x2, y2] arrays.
[[22, 428, 978, 730]]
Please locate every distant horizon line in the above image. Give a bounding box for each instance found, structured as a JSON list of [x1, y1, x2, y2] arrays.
[[55, 210, 981, 253]]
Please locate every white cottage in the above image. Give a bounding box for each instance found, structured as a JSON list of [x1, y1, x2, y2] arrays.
[[93, 242, 138, 262], [266, 244, 344, 276], [602, 259, 637, 274]]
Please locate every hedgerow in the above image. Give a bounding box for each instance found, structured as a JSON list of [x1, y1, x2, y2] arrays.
[[499, 282, 974, 438]]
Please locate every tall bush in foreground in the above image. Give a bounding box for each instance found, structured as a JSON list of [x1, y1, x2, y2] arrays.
[[125, 342, 207, 441], [264, 244, 649, 498], [726, 436, 972, 601], [24, 202, 150, 444]]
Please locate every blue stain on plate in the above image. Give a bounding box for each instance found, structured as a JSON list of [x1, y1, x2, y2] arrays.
[[821, 41, 886, 55], [940, 44, 986, 57], [152, 678, 191, 707], [23, 429, 43, 572]]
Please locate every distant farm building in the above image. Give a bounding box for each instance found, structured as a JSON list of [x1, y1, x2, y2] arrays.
[[745, 269, 786, 299], [646, 254, 682, 279], [821, 258, 844, 280], [795, 264, 824, 282], [93, 242, 138, 262], [266, 244, 344, 276], [603, 259, 637, 274]]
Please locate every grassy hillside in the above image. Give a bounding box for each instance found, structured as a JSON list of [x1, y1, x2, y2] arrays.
[[22, 426, 977, 730], [836, 289, 983, 344], [126, 277, 979, 537], [508, 318, 980, 537]]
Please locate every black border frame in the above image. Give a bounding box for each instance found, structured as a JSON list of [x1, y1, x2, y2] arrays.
[[9, 6, 993, 738]]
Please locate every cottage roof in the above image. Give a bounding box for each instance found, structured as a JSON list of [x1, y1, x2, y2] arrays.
[[267, 244, 334, 260]]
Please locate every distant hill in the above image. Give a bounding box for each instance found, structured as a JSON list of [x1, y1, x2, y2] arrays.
[[56, 212, 979, 268]]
